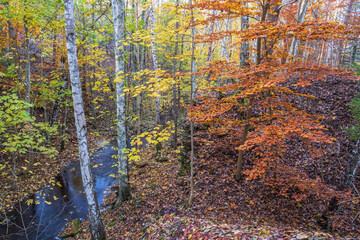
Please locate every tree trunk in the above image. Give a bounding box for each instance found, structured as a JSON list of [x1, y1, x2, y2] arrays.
[[288, 0, 309, 61], [336, 0, 354, 67], [7, 19, 20, 75], [216, 18, 230, 63], [240, 9, 250, 67], [188, 0, 196, 206], [150, 1, 160, 124], [134, 0, 142, 144], [64, 1, 106, 239], [341, 138, 360, 190], [24, 17, 31, 110], [235, 3, 270, 181], [351, 39, 358, 65], [49, 81, 67, 127], [111, 0, 131, 204], [172, 0, 180, 147]]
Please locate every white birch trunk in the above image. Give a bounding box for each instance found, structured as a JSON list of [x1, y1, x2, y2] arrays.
[[150, 1, 160, 124], [252, 40, 257, 64], [288, 0, 309, 61], [336, 0, 354, 67], [326, 41, 333, 66], [64, 0, 106, 239], [216, 18, 230, 63], [240, 10, 250, 67], [111, 0, 130, 204]]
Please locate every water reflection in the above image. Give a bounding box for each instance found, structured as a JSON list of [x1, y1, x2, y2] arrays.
[[0, 141, 117, 240]]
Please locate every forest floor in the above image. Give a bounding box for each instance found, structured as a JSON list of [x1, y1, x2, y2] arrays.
[[61, 77, 360, 239]]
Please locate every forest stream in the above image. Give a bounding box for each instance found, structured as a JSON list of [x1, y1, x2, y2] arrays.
[[0, 140, 119, 240]]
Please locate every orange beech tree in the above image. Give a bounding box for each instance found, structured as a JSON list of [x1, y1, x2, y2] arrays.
[[187, 0, 360, 201]]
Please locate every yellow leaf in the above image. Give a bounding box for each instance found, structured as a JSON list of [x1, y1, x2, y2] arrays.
[[114, 75, 124, 83], [54, 196, 58, 200], [188, 234, 192, 239], [45, 201, 52, 205], [26, 199, 33, 206], [93, 164, 99, 168]]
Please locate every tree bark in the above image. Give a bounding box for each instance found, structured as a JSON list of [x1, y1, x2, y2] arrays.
[[342, 137, 360, 190], [216, 18, 230, 63], [336, 0, 354, 67], [288, 0, 309, 61], [240, 9, 250, 67], [134, 0, 142, 143], [149, 1, 161, 124], [188, 0, 196, 206], [24, 15, 31, 110], [235, 2, 270, 181], [64, 1, 106, 239], [111, 0, 131, 204], [172, 0, 180, 147]]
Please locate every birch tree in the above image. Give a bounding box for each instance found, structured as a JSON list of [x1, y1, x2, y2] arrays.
[[216, 18, 230, 63], [240, 5, 250, 67], [288, 0, 309, 61], [149, 0, 160, 124], [64, 0, 106, 239], [111, 0, 130, 204], [336, 0, 354, 67]]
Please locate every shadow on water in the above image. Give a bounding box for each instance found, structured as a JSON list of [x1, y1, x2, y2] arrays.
[[0, 140, 119, 240]]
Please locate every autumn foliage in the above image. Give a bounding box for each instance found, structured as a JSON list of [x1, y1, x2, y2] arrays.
[[187, 0, 359, 201]]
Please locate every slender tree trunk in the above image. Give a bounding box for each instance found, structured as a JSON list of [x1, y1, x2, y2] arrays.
[[215, 17, 230, 86], [111, 0, 131, 204], [134, 0, 142, 143], [24, 17, 31, 109], [336, 0, 354, 67], [351, 39, 358, 65], [60, 105, 68, 152], [235, 97, 254, 180], [240, 9, 250, 67], [49, 81, 67, 127], [326, 41, 334, 66], [172, 0, 180, 147], [188, 0, 196, 206], [216, 18, 230, 63], [64, 1, 106, 239], [150, 1, 160, 124], [7, 18, 20, 75], [235, 3, 270, 181], [288, 0, 309, 61], [343, 138, 360, 189]]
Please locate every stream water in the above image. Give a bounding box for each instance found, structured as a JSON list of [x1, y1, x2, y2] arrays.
[[0, 140, 118, 240]]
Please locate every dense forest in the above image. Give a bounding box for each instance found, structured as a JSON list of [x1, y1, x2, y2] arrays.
[[0, 0, 360, 239]]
